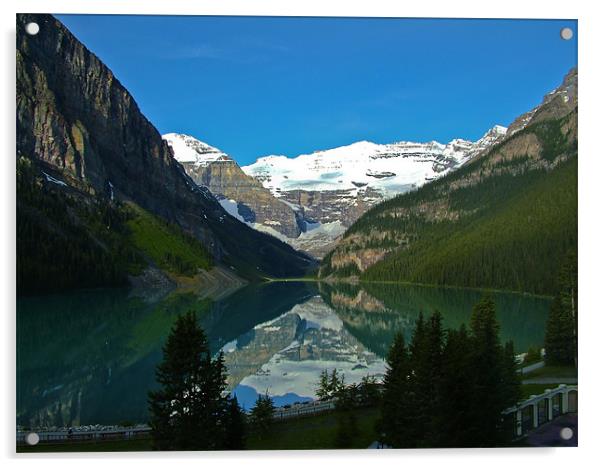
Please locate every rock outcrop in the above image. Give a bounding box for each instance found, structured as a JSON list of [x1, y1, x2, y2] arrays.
[[164, 127, 507, 258], [507, 67, 578, 136], [17, 13, 315, 280], [164, 133, 302, 238]]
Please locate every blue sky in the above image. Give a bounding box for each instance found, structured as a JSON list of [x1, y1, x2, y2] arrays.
[[56, 15, 577, 166]]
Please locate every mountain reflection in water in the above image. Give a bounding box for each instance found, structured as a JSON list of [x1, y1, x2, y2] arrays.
[[225, 295, 386, 410], [17, 281, 549, 427]]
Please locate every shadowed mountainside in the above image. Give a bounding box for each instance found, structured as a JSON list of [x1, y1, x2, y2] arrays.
[[16, 13, 315, 294]]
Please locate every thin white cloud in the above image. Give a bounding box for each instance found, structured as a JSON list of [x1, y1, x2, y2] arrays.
[[162, 37, 290, 64], [166, 44, 226, 60]]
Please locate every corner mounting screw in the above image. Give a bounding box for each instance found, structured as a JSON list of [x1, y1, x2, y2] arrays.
[[25, 22, 40, 36]]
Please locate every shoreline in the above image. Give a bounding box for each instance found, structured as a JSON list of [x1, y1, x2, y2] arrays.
[[264, 277, 554, 300]]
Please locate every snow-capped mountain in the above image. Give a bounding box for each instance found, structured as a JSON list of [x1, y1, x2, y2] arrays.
[[164, 126, 506, 258], [164, 132, 304, 239], [163, 133, 232, 166], [242, 126, 506, 198], [470, 125, 508, 154]]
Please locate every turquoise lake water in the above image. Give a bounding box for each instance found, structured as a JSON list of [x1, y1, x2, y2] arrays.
[[17, 281, 550, 427]]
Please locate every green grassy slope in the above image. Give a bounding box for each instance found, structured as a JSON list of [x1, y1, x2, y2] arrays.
[[126, 203, 213, 276], [16, 158, 214, 295]]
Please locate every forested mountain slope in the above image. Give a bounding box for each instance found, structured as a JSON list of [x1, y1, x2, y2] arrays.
[[320, 69, 577, 296], [16, 14, 315, 295]]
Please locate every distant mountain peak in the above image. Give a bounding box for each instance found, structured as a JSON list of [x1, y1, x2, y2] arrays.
[[166, 128, 507, 258], [490, 125, 508, 135], [468, 124, 508, 156], [163, 133, 232, 166], [241, 127, 506, 197], [507, 68, 578, 137]]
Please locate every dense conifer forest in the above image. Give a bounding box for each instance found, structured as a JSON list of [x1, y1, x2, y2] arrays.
[[16, 158, 213, 295], [378, 297, 521, 448], [321, 112, 577, 296]]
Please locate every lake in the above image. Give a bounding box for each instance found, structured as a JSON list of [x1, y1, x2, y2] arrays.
[[17, 281, 550, 428]]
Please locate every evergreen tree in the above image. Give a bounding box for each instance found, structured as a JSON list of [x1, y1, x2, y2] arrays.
[[329, 368, 345, 396], [316, 369, 330, 400], [407, 313, 429, 445], [543, 250, 577, 366], [544, 296, 576, 365], [500, 341, 522, 428], [379, 331, 415, 448], [466, 297, 517, 446], [249, 393, 275, 440], [408, 312, 444, 447], [223, 396, 246, 450], [424, 312, 444, 446], [315, 369, 345, 401], [380, 299, 521, 448], [358, 374, 380, 406], [148, 311, 228, 450], [436, 325, 475, 447]]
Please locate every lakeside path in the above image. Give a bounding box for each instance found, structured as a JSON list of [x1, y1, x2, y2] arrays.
[[520, 363, 577, 385], [522, 377, 578, 385], [520, 361, 545, 374]]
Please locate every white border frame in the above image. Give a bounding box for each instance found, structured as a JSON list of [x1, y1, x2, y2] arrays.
[[2, 1, 600, 466]]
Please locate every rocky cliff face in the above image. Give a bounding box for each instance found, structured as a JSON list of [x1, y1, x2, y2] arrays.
[[164, 126, 506, 258], [17, 14, 185, 218], [507, 67, 578, 136], [164, 133, 302, 238], [16, 13, 315, 279], [278, 186, 384, 228], [240, 127, 507, 256]]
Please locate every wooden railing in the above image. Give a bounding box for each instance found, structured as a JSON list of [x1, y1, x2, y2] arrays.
[[20, 385, 574, 445], [502, 384, 578, 438], [17, 399, 339, 445]]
